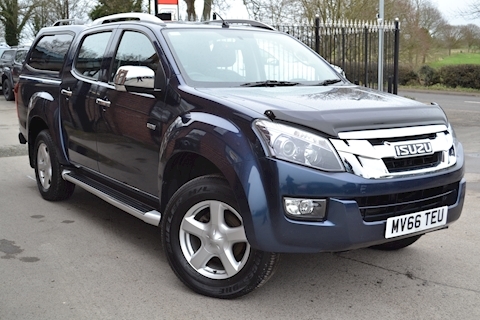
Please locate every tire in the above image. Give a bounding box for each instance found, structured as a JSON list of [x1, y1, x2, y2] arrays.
[[370, 235, 422, 251], [3, 79, 13, 101], [161, 175, 279, 299], [34, 130, 75, 201]]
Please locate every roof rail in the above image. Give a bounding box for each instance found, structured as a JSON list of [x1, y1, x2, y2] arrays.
[[91, 12, 163, 25], [52, 18, 84, 26], [203, 19, 276, 31]]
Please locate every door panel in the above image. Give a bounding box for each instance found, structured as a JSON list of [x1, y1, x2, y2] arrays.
[[97, 30, 163, 195], [60, 31, 113, 170]]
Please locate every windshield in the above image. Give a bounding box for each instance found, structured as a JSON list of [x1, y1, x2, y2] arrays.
[[162, 28, 342, 87]]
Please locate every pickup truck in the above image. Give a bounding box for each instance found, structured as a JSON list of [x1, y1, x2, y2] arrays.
[[16, 13, 465, 299], [1, 46, 28, 100]]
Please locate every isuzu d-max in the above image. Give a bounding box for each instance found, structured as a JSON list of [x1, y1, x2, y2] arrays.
[[16, 13, 465, 298]]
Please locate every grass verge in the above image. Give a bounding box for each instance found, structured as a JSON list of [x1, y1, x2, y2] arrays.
[[399, 84, 480, 95], [429, 52, 480, 68]]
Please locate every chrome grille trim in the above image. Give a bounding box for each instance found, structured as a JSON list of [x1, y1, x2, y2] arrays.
[[331, 125, 456, 179], [337, 124, 448, 140]]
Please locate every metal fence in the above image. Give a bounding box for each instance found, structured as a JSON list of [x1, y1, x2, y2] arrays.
[[274, 17, 400, 93]]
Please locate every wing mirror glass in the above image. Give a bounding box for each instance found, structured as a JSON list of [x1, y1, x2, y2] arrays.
[[114, 65, 155, 93]]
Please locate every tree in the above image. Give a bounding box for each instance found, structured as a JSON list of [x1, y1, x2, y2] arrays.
[[184, 0, 196, 21], [201, 0, 212, 21], [243, 0, 300, 24], [460, 1, 480, 20], [0, 0, 37, 45], [29, 0, 90, 36], [183, 0, 230, 21], [89, 0, 143, 20], [398, 0, 447, 66], [460, 24, 480, 52], [439, 24, 463, 55]]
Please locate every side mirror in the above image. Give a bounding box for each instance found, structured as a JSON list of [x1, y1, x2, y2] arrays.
[[114, 65, 155, 93]]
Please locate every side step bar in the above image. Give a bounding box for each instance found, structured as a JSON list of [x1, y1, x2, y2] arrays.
[[62, 170, 161, 226]]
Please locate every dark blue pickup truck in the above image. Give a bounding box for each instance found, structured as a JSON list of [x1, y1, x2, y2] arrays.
[[16, 13, 465, 298]]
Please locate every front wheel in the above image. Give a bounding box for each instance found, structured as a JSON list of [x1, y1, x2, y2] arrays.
[[34, 130, 75, 201], [162, 175, 279, 299], [370, 235, 422, 251], [3, 79, 13, 101]]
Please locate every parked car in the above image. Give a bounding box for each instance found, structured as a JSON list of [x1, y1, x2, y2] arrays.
[[0, 44, 10, 61], [1, 46, 29, 100], [16, 13, 465, 299]]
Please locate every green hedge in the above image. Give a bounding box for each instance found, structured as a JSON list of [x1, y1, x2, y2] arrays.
[[398, 64, 480, 89], [398, 65, 418, 86], [418, 65, 440, 86], [438, 65, 480, 89]]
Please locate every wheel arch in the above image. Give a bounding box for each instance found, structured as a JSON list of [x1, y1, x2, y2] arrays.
[[27, 116, 49, 168], [160, 152, 222, 213], [158, 113, 268, 249], [5, 70, 13, 83], [27, 92, 69, 168]]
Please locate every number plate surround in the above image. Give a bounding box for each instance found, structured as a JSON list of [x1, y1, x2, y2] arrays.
[[385, 206, 448, 239]]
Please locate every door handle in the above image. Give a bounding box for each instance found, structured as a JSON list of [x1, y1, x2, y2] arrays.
[[61, 89, 72, 97], [96, 98, 111, 108]]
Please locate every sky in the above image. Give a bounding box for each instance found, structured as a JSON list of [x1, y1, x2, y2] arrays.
[[176, 0, 480, 27], [433, 0, 480, 26]]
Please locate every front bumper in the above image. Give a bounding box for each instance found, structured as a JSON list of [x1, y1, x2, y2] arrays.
[[242, 143, 465, 253]]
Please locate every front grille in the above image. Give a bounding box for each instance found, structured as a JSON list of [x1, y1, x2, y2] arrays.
[[331, 125, 456, 179], [384, 152, 442, 173], [354, 182, 458, 222], [368, 133, 437, 146]]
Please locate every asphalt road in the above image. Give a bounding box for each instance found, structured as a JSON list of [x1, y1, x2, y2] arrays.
[[1, 91, 480, 319]]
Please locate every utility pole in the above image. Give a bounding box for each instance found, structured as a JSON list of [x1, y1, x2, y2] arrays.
[[377, 0, 384, 91]]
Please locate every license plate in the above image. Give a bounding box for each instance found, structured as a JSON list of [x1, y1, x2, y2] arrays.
[[385, 206, 448, 239]]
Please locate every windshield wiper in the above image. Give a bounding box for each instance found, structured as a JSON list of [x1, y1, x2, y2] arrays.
[[240, 80, 300, 87], [314, 79, 342, 86]]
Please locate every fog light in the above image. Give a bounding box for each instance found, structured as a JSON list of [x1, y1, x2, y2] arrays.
[[284, 197, 327, 221]]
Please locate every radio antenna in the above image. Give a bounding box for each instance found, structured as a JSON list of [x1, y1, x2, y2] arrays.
[[213, 12, 229, 28]]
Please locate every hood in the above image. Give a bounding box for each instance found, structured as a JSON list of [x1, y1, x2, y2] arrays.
[[196, 85, 448, 137]]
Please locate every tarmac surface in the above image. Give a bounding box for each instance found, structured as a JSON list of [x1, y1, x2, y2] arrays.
[[1, 91, 479, 319]]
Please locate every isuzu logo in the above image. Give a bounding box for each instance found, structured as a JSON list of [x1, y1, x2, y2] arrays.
[[393, 141, 434, 158]]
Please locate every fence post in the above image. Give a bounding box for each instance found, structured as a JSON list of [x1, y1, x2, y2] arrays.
[[342, 26, 346, 72], [393, 18, 400, 95], [315, 15, 320, 54], [364, 25, 368, 87]]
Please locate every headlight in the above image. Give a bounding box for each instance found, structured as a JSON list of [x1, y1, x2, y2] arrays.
[[447, 122, 457, 159], [447, 122, 457, 142], [254, 120, 345, 172]]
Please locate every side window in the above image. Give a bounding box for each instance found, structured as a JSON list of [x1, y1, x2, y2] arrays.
[[15, 50, 27, 64], [28, 34, 74, 72], [110, 31, 158, 82], [74, 32, 112, 80], [1, 50, 14, 61]]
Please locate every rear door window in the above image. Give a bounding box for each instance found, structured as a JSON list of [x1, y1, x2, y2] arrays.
[[15, 50, 27, 64], [28, 34, 74, 72]]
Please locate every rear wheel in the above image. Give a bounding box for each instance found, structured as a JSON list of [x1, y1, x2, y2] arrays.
[[370, 235, 422, 251], [3, 79, 13, 101], [162, 175, 279, 299], [34, 130, 75, 201]]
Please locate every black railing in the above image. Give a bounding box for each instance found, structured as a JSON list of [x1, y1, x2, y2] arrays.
[[275, 17, 400, 93]]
